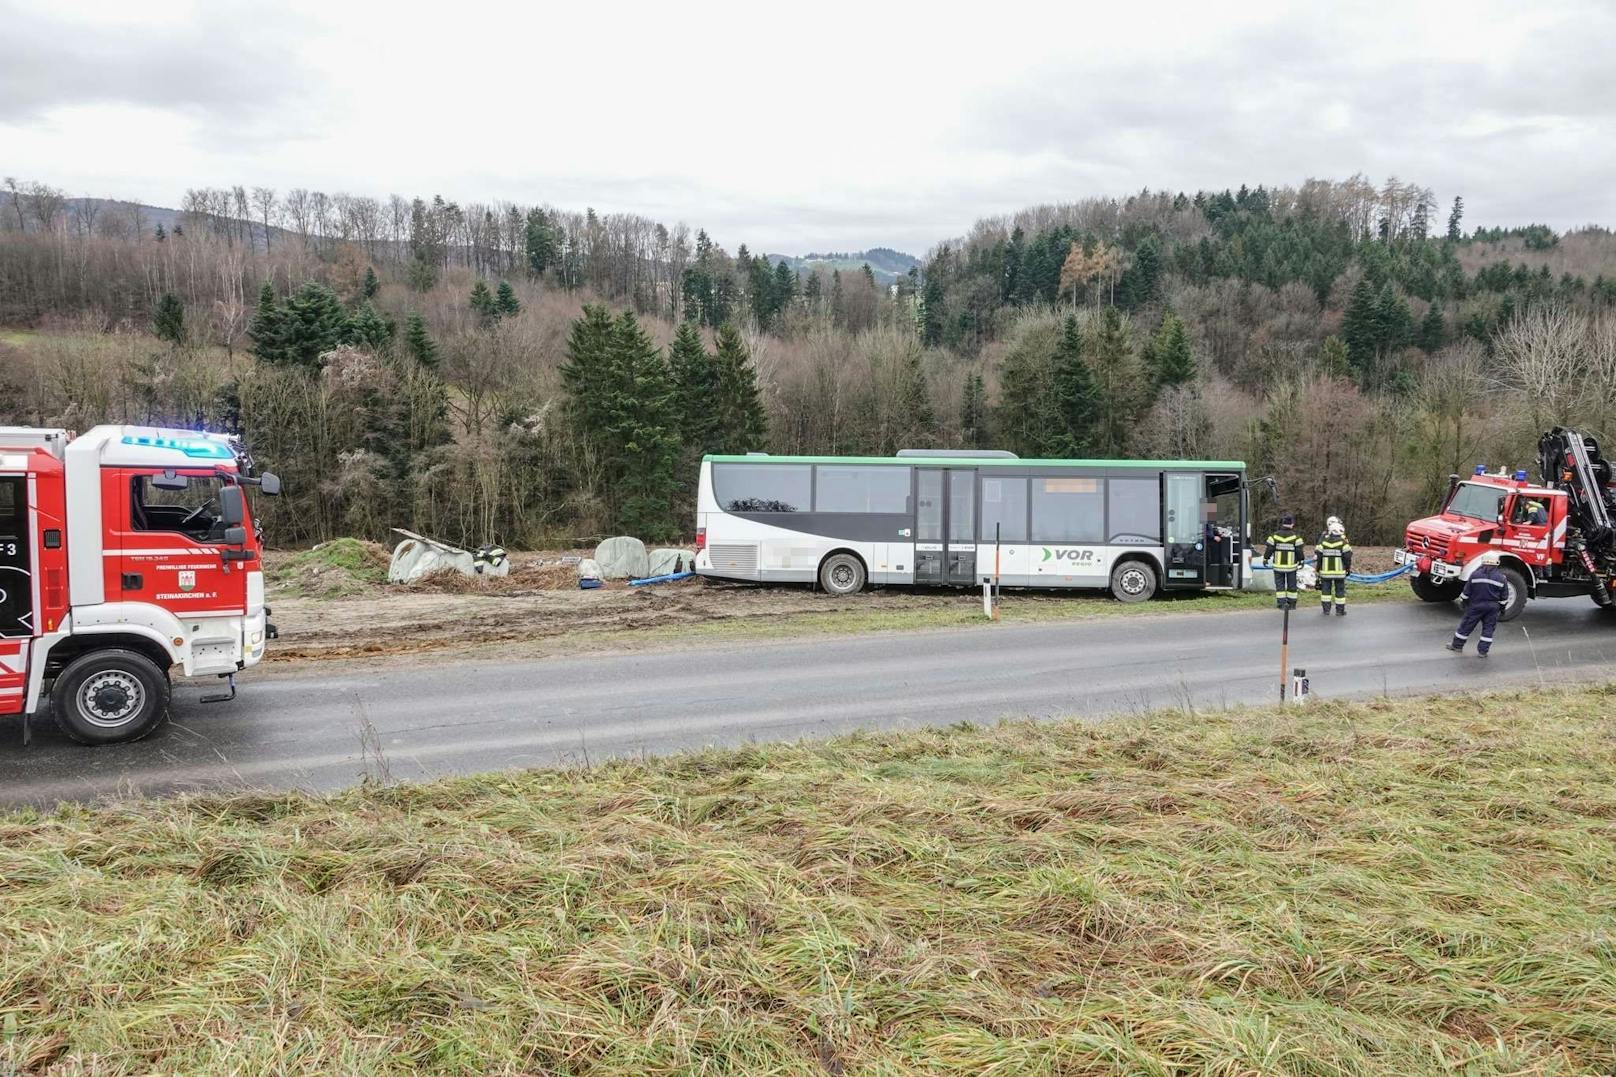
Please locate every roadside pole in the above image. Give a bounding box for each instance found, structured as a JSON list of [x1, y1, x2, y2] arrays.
[[1279, 604, 1290, 703]]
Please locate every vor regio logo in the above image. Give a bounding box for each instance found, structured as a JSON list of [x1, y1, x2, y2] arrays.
[[1041, 547, 1096, 563]]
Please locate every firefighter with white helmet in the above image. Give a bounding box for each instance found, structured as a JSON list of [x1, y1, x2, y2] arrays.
[[1315, 515, 1353, 616], [1447, 550, 1506, 658]]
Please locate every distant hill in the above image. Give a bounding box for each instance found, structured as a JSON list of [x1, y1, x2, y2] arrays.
[[767, 248, 920, 285]]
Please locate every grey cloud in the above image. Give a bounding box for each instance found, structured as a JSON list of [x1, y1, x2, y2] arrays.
[[0, 4, 314, 127]]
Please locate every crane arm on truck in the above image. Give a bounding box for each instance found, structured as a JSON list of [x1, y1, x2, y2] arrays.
[[1538, 427, 1616, 606]]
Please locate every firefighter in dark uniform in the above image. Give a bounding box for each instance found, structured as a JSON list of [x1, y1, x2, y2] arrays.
[[1316, 515, 1352, 616], [1447, 551, 1506, 657], [1264, 513, 1305, 610]]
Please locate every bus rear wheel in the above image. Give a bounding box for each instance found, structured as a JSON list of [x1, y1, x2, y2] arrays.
[[819, 552, 866, 596], [1110, 560, 1157, 603]]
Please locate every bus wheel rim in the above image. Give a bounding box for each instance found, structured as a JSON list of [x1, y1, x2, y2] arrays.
[[831, 563, 854, 588], [79, 671, 145, 727], [1120, 568, 1146, 594]]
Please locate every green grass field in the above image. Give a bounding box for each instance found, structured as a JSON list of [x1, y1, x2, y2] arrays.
[[3, 684, 1613, 1073]]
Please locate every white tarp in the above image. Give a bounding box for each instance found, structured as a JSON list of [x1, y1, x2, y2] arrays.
[[388, 528, 510, 584], [577, 558, 603, 580], [594, 536, 649, 580], [647, 548, 694, 577]]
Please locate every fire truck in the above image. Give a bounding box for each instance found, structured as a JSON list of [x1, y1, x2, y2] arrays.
[[1395, 428, 1616, 622], [0, 425, 279, 745]]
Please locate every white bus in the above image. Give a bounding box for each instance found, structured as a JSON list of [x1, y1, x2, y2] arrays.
[[694, 451, 1250, 601]]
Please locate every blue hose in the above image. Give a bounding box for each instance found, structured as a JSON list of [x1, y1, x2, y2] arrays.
[[1250, 560, 1413, 585], [629, 570, 696, 587]]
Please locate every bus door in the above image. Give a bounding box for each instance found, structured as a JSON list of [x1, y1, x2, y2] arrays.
[[1162, 471, 1207, 590], [915, 468, 978, 585]]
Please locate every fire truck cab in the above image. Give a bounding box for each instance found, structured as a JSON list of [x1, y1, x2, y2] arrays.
[[0, 425, 279, 744], [1395, 466, 1570, 621]]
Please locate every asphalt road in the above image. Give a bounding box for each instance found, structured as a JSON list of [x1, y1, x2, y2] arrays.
[[5, 597, 1615, 806]]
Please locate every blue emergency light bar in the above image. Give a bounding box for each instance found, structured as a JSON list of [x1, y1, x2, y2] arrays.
[[1474, 465, 1487, 475], [120, 434, 234, 460], [1513, 469, 1529, 481]]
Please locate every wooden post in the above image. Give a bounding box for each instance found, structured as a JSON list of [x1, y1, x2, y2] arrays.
[[1280, 605, 1290, 703]]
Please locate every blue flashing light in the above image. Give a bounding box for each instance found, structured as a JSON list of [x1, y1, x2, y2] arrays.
[[1474, 464, 1487, 475], [1513, 469, 1529, 481], [120, 434, 234, 460]]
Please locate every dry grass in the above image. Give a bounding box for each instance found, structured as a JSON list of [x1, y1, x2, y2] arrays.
[[4, 686, 1615, 1073]]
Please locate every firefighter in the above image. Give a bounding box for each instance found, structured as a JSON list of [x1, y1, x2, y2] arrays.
[[1264, 513, 1305, 610], [1315, 515, 1353, 616], [1446, 551, 1506, 658]]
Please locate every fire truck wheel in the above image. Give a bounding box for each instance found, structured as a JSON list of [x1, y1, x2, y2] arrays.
[[1409, 573, 1462, 603], [51, 649, 171, 746], [1496, 566, 1529, 623]]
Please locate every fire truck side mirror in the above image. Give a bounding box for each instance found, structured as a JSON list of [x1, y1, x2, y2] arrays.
[[220, 485, 245, 528], [222, 526, 248, 547], [260, 472, 282, 496]]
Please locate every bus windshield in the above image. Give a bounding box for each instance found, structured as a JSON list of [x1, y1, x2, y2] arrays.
[[1447, 482, 1505, 523]]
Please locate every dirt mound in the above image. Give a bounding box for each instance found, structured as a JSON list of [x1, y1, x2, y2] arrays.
[[401, 554, 618, 595], [266, 539, 391, 597]]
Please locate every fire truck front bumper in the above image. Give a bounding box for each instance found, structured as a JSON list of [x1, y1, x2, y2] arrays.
[[1393, 548, 1462, 579]]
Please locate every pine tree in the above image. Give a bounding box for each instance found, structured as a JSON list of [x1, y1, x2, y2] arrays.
[[1147, 312, 1195, 387], [1446, 196, 1464, 242], [1341, 279, 1379, 374], [711, 322, 767, 453], [960, 371, 988, 448], [1049, 314, 1099, 456], [247, 282, 284, 363], [403, 312, 438, 369], [362, 266, 379, 299], [154, 224, 166, 242], [920, 272, 946, 347], [773, 260, 797, 318], [803, 271, 823, 307], [1318, 335, 1352, 379], [1417, 302, 1446, 353], [605, 312, 681, 539], [559, 304, 619, 450], [495, 280, 520, 317], [524, 207, 558, 277], [350, 301, 394, 350], [278, 282, 352, 369], [153, 292, 185, 345], [1087, 307, 1141, 456], [1119, 235, 1162, 309], [469, 280, 498, 323], [667, 320, 720, 452]]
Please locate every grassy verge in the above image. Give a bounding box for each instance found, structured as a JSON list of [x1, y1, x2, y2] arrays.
[[4, 686, 1614, 1072]]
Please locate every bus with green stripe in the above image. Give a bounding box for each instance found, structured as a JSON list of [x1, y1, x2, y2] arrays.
[[694, 451, 1250, 601]]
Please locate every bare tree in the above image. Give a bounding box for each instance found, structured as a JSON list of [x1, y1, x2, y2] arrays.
[[3, 177, 25, 231], [251, 186, 277, 253]]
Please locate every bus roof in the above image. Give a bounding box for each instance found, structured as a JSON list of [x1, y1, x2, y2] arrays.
[[704, 454, 1245, 470]]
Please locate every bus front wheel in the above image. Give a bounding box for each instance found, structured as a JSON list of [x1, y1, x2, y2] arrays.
[[819, 552, 867, 596], [1110, 560, 1157, 603]]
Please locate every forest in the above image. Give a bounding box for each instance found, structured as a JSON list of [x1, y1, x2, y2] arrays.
[[3, 174, 1616, 546]]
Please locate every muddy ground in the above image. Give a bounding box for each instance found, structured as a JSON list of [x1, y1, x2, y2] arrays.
[[261, 542, 1403, 666]]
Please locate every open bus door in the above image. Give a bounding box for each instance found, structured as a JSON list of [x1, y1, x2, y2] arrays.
[[1163, 471, 1245, 591]]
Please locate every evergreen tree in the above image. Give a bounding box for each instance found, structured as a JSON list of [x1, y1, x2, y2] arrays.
[[606, 312, 681, 539], [1147, 311, 1195, 387], [247, 282, 285, 364], [772, 260, 797, 315], [154, 224, 166, 242], [362, 266, 379, 299], [403, 312, 438, 369], [277, 282, 352, 369], [495, 280, 520, 317], [803, 271, 823, 307], [1119, 235, 1162, 309], [350, 301, 394, 350], [559, 304, 619, 456], [711, 322, 768, 453], [469, 280, 498, 323], [1049, 314, 1100, 456], [920, 272, 946, 347], [1341, 279, 1379, 374], [1087, 307, 1141, 456], [1374, 282, 1414, 356], [153, 292, 185, 345], [1417, 302, 1446, 353], [1318, 335, 1352, 379], [667, 320, 720, 452], [524, 207, 559, 277], [960, 371, 988, 448], [1446, 196, 1464, 242]]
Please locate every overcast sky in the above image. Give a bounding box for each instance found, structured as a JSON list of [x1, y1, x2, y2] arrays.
[[5, 0, 1614, 255]]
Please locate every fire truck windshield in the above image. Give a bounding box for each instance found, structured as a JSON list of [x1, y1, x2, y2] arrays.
[[1447, 482, 1506, 523]]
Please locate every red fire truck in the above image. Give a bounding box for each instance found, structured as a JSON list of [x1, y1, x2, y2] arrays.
[[0, 425, 279, 744], [1395, 428, 1616, 622]]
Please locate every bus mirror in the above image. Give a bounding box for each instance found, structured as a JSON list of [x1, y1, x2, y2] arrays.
[[260, 472, 282, 496], [222, 526, 247, 547], [220, 485, 245, 527], [151, 471, 189, 491]]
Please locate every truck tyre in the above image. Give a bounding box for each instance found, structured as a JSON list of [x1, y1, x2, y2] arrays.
[[819, 552, 866, 595], [1110, 559, 1157, 603], [1410, 573, 1462, 603], [1497, 565, 1529, 622], [50, 649, 171, 746]]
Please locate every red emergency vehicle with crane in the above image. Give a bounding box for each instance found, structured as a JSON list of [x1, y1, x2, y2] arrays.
[[1396, 428, 1616, 621], [0, 425, 279, 744]]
